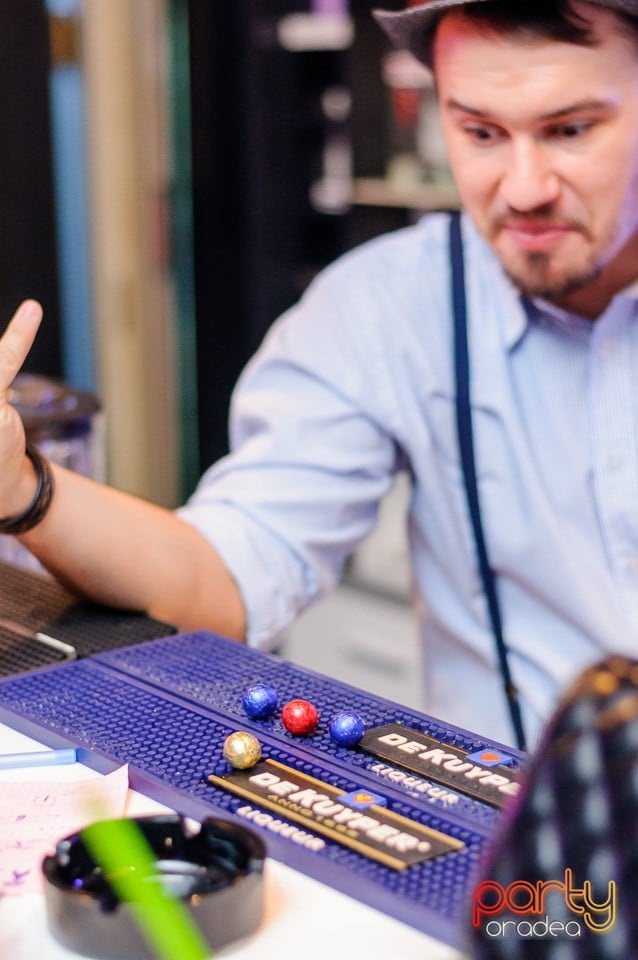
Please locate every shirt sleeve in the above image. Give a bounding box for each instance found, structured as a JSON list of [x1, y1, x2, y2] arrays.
[[176, 255, 402, 649]]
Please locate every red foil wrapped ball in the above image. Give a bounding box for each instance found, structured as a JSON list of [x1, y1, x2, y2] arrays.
[[281, 698, 319, 736]]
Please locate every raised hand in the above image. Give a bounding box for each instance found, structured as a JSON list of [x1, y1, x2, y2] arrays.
[[0, 300, 44, 517]]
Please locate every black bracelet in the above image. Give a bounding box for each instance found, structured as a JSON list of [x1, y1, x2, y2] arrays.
[[0, 441, 55, 535]]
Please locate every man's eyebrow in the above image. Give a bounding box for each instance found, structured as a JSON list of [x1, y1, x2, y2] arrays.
[[444, 97, 613, 119]]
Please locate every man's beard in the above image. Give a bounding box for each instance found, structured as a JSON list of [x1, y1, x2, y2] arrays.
[[502, 249, 603, 303]]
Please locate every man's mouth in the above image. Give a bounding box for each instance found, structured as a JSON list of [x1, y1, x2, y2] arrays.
[[499, 219, 573, 252]]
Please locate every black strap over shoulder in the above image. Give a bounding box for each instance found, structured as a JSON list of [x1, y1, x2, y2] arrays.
[[450, 211, 527, 751]]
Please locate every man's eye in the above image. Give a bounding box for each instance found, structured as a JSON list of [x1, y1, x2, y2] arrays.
[[464, 125, 500, 143], [549, 122, 592, 139]]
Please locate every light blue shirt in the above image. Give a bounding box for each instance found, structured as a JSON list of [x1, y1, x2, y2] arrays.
[[178, 212, 638, 747]]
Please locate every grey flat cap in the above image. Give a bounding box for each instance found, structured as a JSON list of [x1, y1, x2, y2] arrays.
[[373, 0, 638, 65]]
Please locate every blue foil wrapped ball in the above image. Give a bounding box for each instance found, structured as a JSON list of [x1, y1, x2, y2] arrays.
[[242, 683, 278, 719], [328, 711, 366, 747]]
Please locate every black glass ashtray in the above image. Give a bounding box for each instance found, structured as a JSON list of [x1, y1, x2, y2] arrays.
[[42, 814, 266, 960]]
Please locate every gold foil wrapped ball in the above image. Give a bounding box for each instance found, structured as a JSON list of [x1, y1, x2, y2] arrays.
[[223, 731, 262, 770]]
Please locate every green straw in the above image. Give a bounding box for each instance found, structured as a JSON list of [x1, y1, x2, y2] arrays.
[[82, 818, 211, 960]]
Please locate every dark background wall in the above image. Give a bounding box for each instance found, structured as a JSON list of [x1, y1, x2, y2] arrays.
[[186, 0, 405, 471], [0, 0, 61, 377]]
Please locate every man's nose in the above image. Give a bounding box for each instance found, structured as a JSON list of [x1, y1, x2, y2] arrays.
[[499, 138, 560, 212]]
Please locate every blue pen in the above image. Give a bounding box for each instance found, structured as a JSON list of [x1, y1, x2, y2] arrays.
[[0, 748, 77, 771]]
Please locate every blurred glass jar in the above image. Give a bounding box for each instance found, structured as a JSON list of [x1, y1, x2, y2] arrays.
[[0, 373, 103, 571]]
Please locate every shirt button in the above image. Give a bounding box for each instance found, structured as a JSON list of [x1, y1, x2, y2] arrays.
[[608, 455, 623, 472], [599, 342, 615, 359], [627, 557, 638, 574]]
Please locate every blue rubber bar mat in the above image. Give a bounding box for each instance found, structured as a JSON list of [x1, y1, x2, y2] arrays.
[[95, 631, 524, 828], [0, 631, 523, 948]]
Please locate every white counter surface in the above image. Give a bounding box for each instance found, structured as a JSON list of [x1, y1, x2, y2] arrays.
[[0, 723, 466, 960]]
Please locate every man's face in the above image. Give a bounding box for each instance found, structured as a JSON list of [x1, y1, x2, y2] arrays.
[[433, 5, 638, 310]]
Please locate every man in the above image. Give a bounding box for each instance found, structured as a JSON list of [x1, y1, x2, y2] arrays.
[[1, 0, 637, 747]]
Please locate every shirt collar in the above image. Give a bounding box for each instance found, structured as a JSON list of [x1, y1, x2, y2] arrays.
[[529, 296, 592, 332], [619, 277, 638, 300], [531, 275, 638, 329], [505, 291, 530, 351]]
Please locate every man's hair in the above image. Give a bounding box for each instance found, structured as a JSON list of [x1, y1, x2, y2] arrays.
[[428, 0, 638, 64]]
